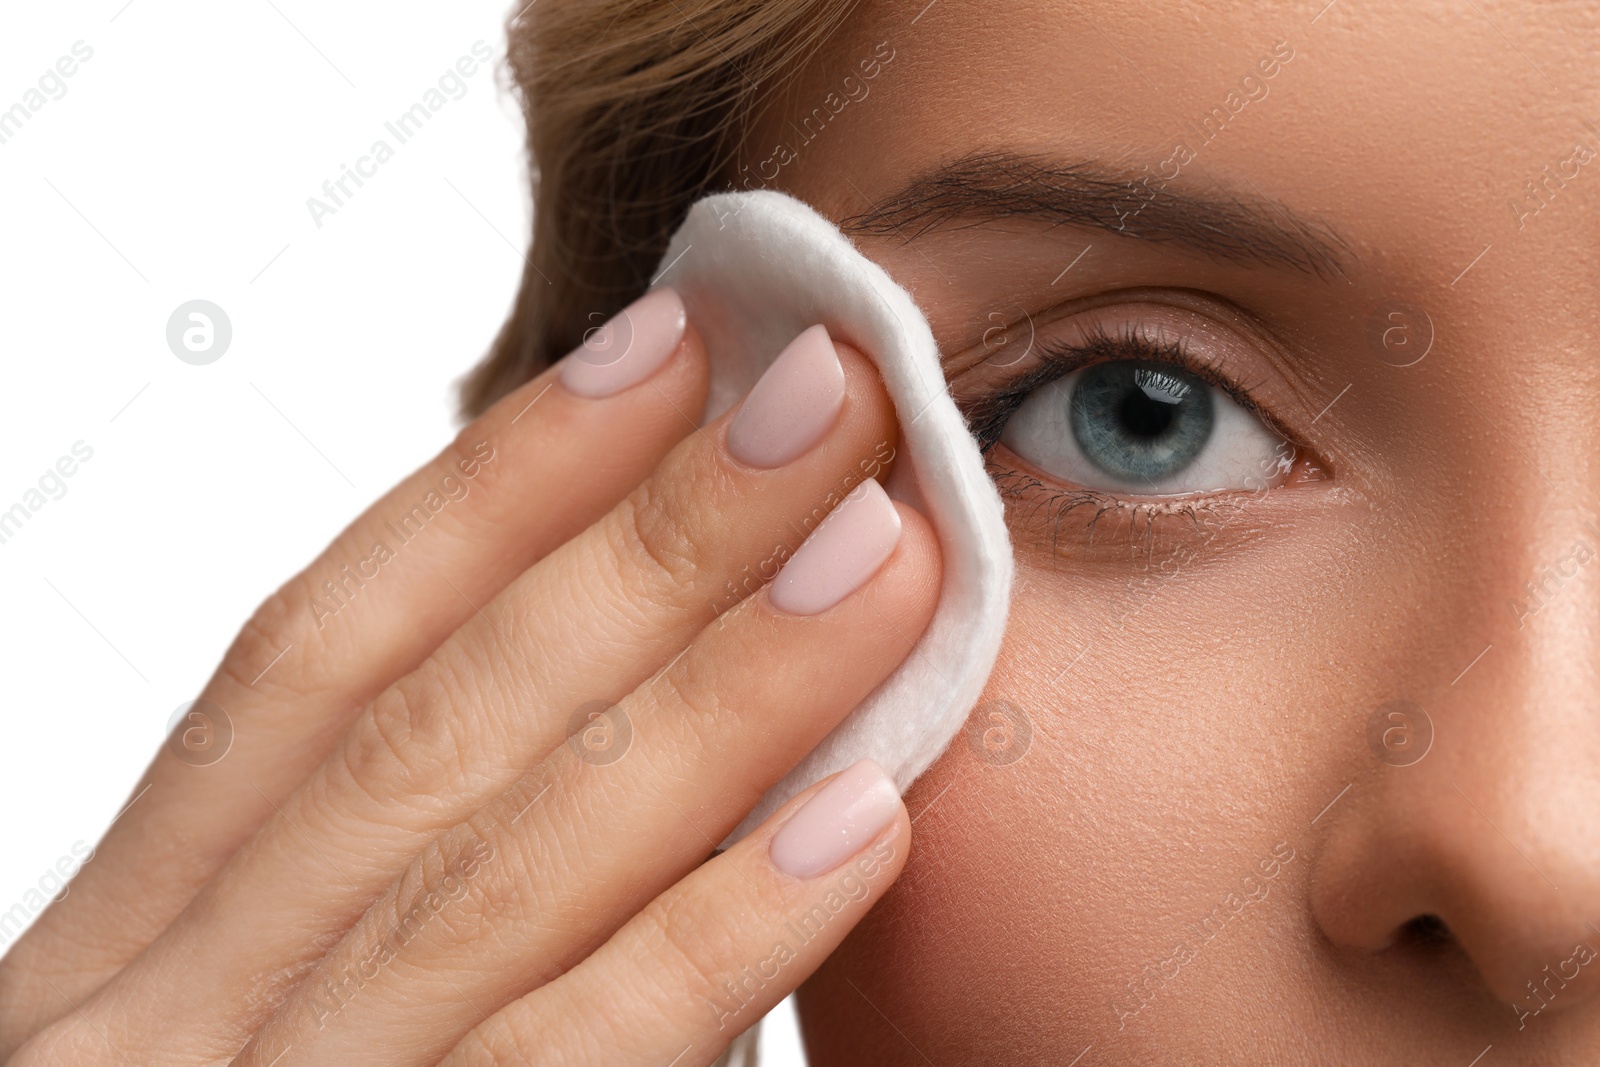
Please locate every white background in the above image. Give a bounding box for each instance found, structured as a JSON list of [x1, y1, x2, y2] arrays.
[[0, 2, 802, 1060]]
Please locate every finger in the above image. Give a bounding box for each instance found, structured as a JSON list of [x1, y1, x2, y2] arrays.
[[45, 326, 904, 1060], [228, 490, 938, 1067], [447, 760, 910, 1067], [0, 289, 707, 1053]]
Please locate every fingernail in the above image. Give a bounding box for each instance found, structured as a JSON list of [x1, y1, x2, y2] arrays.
[[769, 479, 901, 617], [770, 759, 901, 879], [559, 287, 686, 398], [726, 324, 846, 469]]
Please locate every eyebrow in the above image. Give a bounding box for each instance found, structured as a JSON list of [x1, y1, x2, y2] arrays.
[[839, 150, 1353, 282]]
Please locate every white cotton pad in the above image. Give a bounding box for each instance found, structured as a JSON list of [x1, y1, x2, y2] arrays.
[[651, 190, 1014, 843]]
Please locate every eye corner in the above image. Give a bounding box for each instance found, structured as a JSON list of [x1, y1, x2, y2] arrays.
[[1282, 451, 1332, 488]]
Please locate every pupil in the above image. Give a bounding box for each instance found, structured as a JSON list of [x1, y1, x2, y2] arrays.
[[1119, 391, 1176, 439]]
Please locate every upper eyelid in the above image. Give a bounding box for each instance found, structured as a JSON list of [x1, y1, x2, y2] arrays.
[[1039, 325, 1270, 416]]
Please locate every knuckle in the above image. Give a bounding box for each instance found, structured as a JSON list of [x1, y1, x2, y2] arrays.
[[613, 467, 723, 603], [388, 826, 506, 947], [460, 805, 576, 957], [444, 427, 497, 488], [450, 1016, 544, 1067], [653, 649, 731, 745], [337, 670, 469, 813], [217, 581, 305, 696]]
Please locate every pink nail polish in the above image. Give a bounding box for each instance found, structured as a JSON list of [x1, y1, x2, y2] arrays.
[[769, 479, 901, 617], [559, 287, 686, 398], [770, 759, 901, 879], [726, 324, 846, 469]]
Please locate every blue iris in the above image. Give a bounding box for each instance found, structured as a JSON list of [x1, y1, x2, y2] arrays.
[[1069, 360, 1214, 483]]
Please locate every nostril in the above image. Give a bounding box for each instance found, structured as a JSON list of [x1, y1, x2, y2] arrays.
[[1394, 914, 1454, 953]]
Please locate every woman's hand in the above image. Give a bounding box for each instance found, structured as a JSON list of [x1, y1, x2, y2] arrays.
[[0, 289, 940, 1066]]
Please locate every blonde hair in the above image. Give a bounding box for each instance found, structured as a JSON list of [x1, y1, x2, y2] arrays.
[[459, 0, 860, 418]]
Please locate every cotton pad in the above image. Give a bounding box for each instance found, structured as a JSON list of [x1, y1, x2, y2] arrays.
[[652, 190, 1013, 843]]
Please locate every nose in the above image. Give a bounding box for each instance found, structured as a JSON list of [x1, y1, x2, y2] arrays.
[[1309, 576, 1600, 1018]]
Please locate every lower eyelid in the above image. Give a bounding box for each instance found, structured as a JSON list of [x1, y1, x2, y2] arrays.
[[987, 452, 1215, 546], [985, 442, 1315, 559]]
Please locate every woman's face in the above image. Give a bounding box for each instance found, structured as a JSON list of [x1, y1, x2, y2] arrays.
[[742, 0, 1600, 1060]]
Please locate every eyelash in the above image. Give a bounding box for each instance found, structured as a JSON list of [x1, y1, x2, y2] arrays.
[[958, 321, 1288, 550], [962, 322, 1270, 452]]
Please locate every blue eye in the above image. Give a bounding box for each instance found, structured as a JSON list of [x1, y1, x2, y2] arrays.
[[1070, 360, 1215, 484], [998, 358, 1291, 495]]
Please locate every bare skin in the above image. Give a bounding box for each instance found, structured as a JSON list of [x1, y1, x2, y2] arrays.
[[742, 1, 1600, 1062]]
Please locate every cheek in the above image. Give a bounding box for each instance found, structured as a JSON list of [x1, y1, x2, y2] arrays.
[[803, 508, 1392, 1059]]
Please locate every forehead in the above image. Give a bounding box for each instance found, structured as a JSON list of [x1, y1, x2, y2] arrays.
[[759, 0, 1599, 290]]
